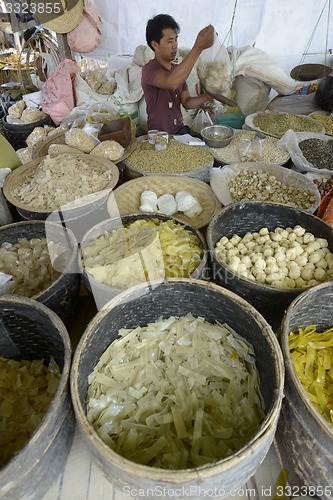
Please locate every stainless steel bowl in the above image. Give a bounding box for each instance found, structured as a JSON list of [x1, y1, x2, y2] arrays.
[[201, 125, 234, 148]]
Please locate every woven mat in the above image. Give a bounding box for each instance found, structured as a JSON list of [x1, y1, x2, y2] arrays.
[[110, 174, 221, 229]]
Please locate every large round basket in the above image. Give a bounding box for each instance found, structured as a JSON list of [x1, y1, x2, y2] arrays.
[[206, 201, 333, 328], [210, 162, 321, 214], [278, 281, 333, 499], [79, 213, 208, 309], [70, 278, 284, 499], [0, 220, 80, 323], [2, 154, 119, 242], [0, 295, 75, 500], [109, 174, 221, 230], [2, 115, 54, 151]]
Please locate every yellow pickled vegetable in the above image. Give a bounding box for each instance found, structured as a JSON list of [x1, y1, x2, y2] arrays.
[[0, 357, 61, 467], [289, 324, 333, 427]]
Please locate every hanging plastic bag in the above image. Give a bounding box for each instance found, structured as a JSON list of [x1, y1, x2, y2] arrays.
[[196, 31, 233, 94], [191, 109, 213, 134]]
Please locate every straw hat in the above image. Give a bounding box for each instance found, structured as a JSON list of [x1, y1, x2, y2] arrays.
[[36, 0, 84, 34]]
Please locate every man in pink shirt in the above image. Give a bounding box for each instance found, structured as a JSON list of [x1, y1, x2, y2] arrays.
[[141, 14, 215, 135]]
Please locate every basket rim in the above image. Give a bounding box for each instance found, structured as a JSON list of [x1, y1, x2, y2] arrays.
[[3, 114, 52, 131], [206, 200, 333, 293], [110, 174, 221, 229], [70, 277, 284, 480], [280, 280, 333, 438], [3, 153, 119, 214]]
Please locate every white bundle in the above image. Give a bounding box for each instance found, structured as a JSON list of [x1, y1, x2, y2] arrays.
[[157, 193, 177, 216], [175, 190, 203, 217], [139, 190, 158, 212]]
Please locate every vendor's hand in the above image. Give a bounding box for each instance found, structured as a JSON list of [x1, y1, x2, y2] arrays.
[[194, 24, 215, 51]]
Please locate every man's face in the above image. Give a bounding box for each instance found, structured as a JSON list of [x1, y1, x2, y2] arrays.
[[153, 28, 178, 62]]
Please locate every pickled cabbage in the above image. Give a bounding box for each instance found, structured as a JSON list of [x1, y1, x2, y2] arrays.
[[87, 314, 265, 469]]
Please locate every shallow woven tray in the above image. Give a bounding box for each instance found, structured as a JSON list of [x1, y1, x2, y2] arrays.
[[245, 111, 325, 138], [3, 153, 119, 216], [33, 132, 138, 164], [210, 162, 321, 214], [109, 175, 221, 229]]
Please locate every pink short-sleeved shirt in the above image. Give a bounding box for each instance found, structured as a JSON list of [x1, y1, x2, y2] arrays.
[[141, 59, 188, 134]]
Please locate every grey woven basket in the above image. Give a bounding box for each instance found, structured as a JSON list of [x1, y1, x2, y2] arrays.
[[0, 220, 80, 324], [0, 296, 75, 500], [278, 281, 333, 499], [206, 201, 333, 328], [71, 278, 284, 499]]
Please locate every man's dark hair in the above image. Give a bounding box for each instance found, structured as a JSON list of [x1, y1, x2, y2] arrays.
[[23, 27, 37, 43], [145, 14, 180, 51]]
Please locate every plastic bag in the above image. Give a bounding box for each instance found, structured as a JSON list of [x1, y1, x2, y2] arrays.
[[315, 76, 333, 112], [0, 272, 12, 294], [41, 59, 79, 125], [278, 129, 333, 175], [196, 32, 233, 94], [191, 109, 213, 134], [239, 136, 263, 162]]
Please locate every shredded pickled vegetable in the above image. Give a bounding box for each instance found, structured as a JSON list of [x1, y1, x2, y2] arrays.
[[87, 314, 265, 469], [289, 324, 333, 427], [0, 357, 61, 467]]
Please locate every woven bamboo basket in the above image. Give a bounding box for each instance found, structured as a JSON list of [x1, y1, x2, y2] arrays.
[[33, 132, 138, 164], [0, 220, 80, 323], [0, 295, 75, 500], [206, 201, 333, 328], [2, 154, 119, 242], [79, 213, 208, 309], [70, 278, 284, 500], [278, 281, 333, 499], [109, 174, 221, 229]]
